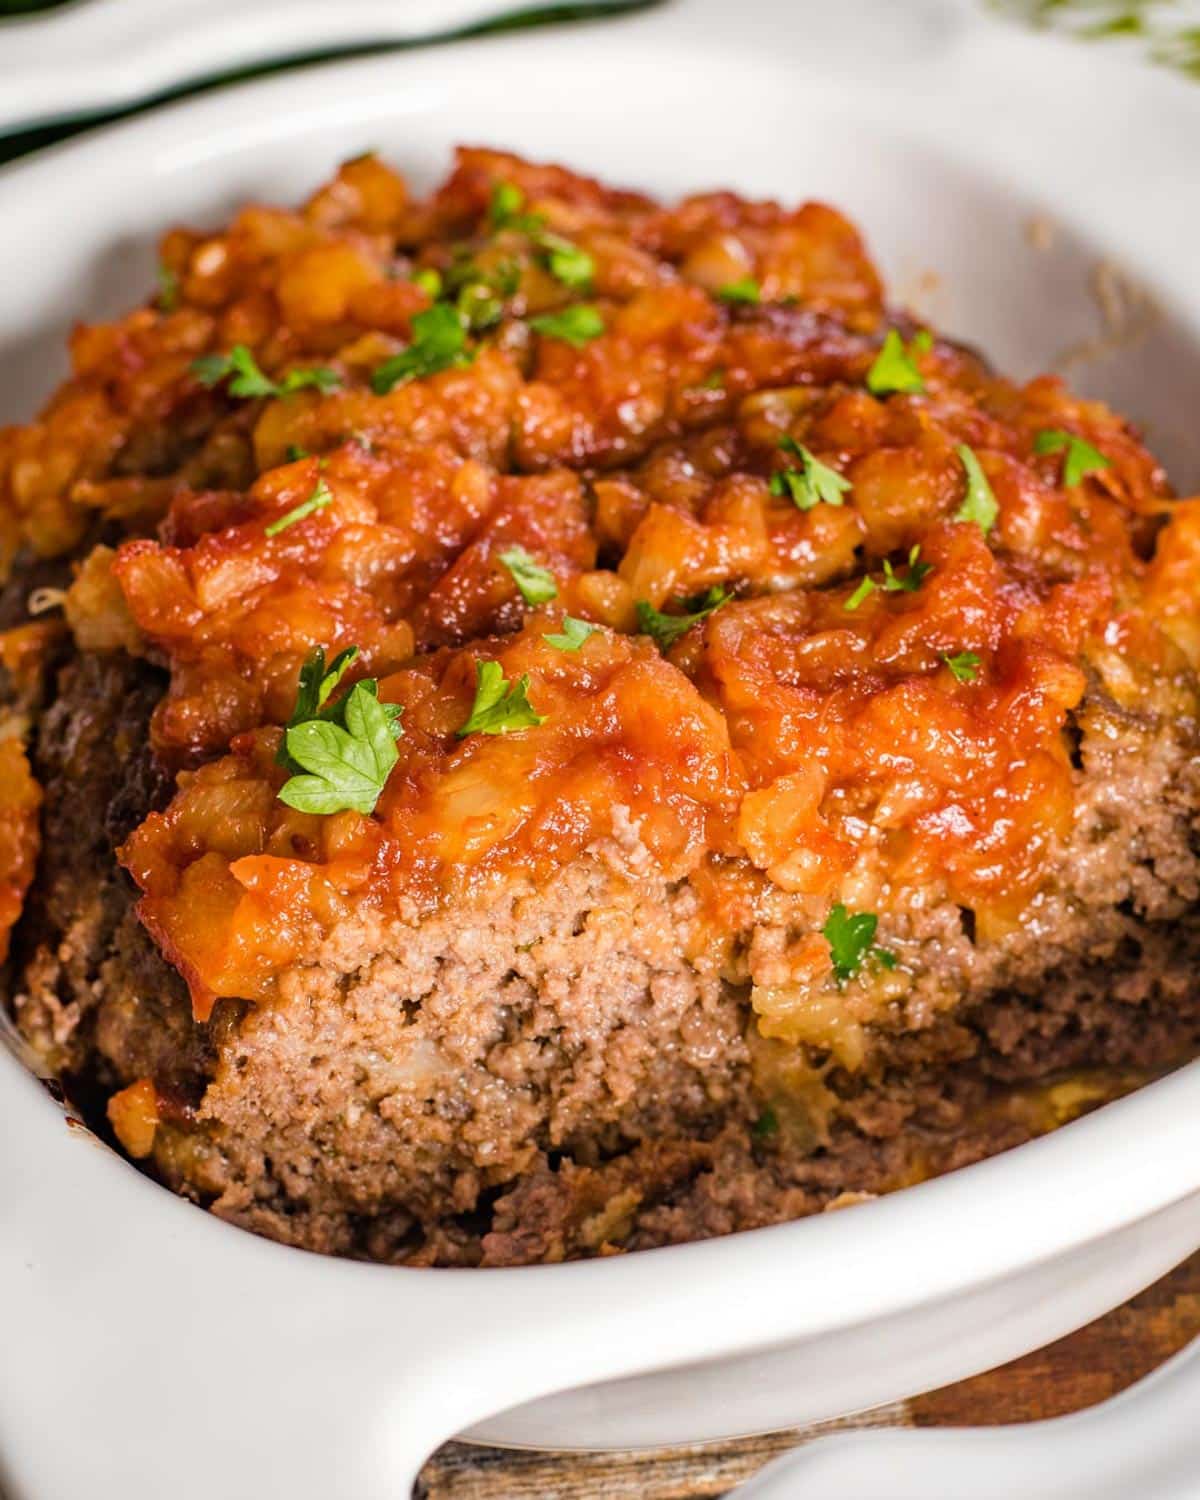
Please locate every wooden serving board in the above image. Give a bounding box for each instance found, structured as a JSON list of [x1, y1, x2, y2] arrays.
[[415, 1251, 1200, 1497]]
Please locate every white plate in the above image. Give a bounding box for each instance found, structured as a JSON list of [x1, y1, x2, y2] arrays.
[[0, 0, 636, 136], [0, 0, 629, 135], [2, 3, 1200, 1497]]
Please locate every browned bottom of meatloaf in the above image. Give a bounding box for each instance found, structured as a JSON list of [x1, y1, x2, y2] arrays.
[[6, 642, 1200, 1267]]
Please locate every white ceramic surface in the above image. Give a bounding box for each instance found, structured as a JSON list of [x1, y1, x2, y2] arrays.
[[2, 2, 1200, 1496], [0, 0, 628, 135], [735, 1335, 1200, 1500]]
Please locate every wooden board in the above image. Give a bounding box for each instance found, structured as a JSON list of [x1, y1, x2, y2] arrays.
[[415, 1250, 1200, 1497]]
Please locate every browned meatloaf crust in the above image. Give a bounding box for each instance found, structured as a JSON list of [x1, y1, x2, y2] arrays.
[[4, 147, 1200, 1266]]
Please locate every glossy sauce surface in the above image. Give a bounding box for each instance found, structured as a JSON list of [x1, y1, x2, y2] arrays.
[[4, 149, 1196, 1021]]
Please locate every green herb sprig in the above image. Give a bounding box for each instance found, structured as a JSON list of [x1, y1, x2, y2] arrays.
[[192, 344, 340, 399], [457, 660, 546, 737], [529, 304, 605, 347], [866, 329, 931, 397], [264, 478, 333, 538], [372, 304, 472, 393], [882, 545, 932, 593], [1033, 428, 1111, 488], [717, 277, 761, 305], [543, 616, 597, 652], [823, 903, 895, 986], [954, 444, 999, 534], [499, 546, 558, 606], [770, 437, 852, 511], [636, 585, 731, 651], [943, 651, 981, 683], [276, 646, 402, 816]]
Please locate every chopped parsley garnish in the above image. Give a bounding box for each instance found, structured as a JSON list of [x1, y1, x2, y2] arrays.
[[499, 545, 558, 606], [866, 328, 930, 397], [636, 585, 731, 651], [769, 437, 851, 511], [457, 660, 546, 737], [456, 281, 506, 332], [1033, 428, 1111, 488], [156, 264, 179, 312], [279, 646, 354, 743], [752, 1106, 780, 1140], [445, 256, 521, 331], [846, 546, 930, 611], [490, 181, 521, 225], [882, 545, 931, 593], [540, 232, 595, 289], [954, 444, 999, 534], [699, 368, 726, 390], [543, 615, 597, 652], [823, 903, 894, 986], [943, 650, 981, 683], [844, 576, 875, 611], [264, 478, 333, 537], [276, 646, 403, 816], [717, 277, 761, 304], [489, 180, 539, 232], [413, 267, 443, 299], [285, 444, 310, 463], [371, 304, 471, 393], [192, 345, 340, 399], [529, 304, 606, 347]]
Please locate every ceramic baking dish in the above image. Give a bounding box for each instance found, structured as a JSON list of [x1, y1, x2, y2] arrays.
[[0, 0, 630, 134], [2, 2, 1200, 1495]]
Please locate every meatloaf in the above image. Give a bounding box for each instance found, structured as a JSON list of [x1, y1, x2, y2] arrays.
[[2, 148, 1199, 1266]]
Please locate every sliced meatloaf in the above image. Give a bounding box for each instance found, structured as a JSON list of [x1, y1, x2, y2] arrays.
[[2, 148, 1199, 1265]]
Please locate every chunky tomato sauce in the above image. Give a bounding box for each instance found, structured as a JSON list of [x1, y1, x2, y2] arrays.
[[4, 148, 1196, 1024]]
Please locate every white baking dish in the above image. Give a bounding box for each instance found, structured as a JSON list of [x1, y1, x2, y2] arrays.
[[2, 2, 1200, 1495], [0, 0, 618, 134]]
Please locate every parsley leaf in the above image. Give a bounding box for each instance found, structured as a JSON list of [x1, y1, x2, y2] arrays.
[[457, 660, 546, 737], [540, 232, 595, 289], [264, 478, 333, 538], [866, 328, 929, 397], [275, 645, 402, 812], [1033, 428, 1111, 488], [717, 277, 761, 304], [456, 281, 506, 332], [277, 645, 361, 767], [448, 253, 521, 299], [954, 444, 999, 534], [489, 180, 529, 230], [636, 585, 731, 650], [943, 650, 981, 683], [278, 680, 402, 816], [882, 545, 932, 593], [752, 1106, 779, 1140], [156, 264, 179, 312], [191, 344, 340, 399], [769, 437, 851, 511], [543, 615, 597, 652], [529, 304, 606, 347], [372, 304, 471, 393], [499, 545, 558, 605], [844, 576, 875, 611], [699, 368, 726, 391], [823, 903, 891, 986], [413, 267, 443, 299]]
